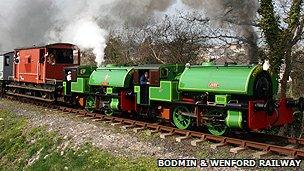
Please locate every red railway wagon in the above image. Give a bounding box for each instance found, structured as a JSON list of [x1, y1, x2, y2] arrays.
[[6, 43, 80, 102]]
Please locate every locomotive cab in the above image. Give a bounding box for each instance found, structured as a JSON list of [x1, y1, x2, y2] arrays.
[[133, 64, 185, 106], [133, 65, 162, 105], [63, 65, 97, 106]]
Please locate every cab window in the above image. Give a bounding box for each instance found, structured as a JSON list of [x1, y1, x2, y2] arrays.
[[149, 70, 160, 86], [48, 48, 74, 64]]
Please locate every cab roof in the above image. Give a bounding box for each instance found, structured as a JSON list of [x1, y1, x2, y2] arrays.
[[15, 43, 78, 50]]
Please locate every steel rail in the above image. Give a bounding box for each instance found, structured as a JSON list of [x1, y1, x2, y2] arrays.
[[4, 95, 304, 159]]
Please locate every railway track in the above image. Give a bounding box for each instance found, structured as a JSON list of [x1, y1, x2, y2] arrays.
[[4, 95, 304, 159]]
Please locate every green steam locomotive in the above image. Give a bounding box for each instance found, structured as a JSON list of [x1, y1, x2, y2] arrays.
[[63, 62, 303, 136]]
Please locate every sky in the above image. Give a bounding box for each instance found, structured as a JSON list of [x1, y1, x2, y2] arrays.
[[0, 0, 260, 65]]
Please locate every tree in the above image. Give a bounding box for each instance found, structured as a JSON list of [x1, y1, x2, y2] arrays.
[[104, 35, 134, 65], [104, 14, 205, 65], [80, 48, 97, 66], [258, 0, 304, 98], [290, 50, 304, 98], [141, 14, 206, 64]]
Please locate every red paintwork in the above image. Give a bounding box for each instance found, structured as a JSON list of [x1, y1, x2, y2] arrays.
[[45, 64, 75, 80], [120, 90, 136, 112], [14, 43, 79, 84], [248, 99, 294, 130], [182, 98, 195, 103]]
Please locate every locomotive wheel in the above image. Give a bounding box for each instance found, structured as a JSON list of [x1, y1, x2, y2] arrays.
[[85, 96, 95, 112], [207, 123, 227, 136], [172, 106, 192, 130], [105, 109, 114, 116], [205, 110, 228, 136]]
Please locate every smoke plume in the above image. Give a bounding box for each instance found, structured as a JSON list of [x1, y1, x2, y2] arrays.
[[0, 0, 175, 66]]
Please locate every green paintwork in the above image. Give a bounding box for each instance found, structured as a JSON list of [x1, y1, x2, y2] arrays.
[[63, 82, 67, 95], [160, 64, 185, 81], [78, 66, 98, 77], [105, 109, 114, 116], [149, 81, 180, 102], [106, 87, 113, 95], [207, 123, 228, 136], [63, 66, 97, 95], [179, 65, 264, 95], [71, 78, 90, 93], [172, 106, 192, 130], [215, 95, 230, 105], [134, 86, 141, 104], [225, 110, 243, 129], [110, 98, 119, 110], [89, 67, 133, 88], [85, 96, 95, 112]]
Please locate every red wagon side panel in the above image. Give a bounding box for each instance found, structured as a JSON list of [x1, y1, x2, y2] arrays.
[[14, 43, 80, 84], [14, 48, 44, 84]]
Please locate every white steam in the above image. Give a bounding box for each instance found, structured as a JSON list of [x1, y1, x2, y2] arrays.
[[61, 19, 108, 66]]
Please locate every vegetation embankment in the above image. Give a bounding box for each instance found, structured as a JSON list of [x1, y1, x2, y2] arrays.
[[0, 109, 158, 171]]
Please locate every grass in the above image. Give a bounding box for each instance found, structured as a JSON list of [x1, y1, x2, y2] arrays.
[[0, 109, 159, 171]]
